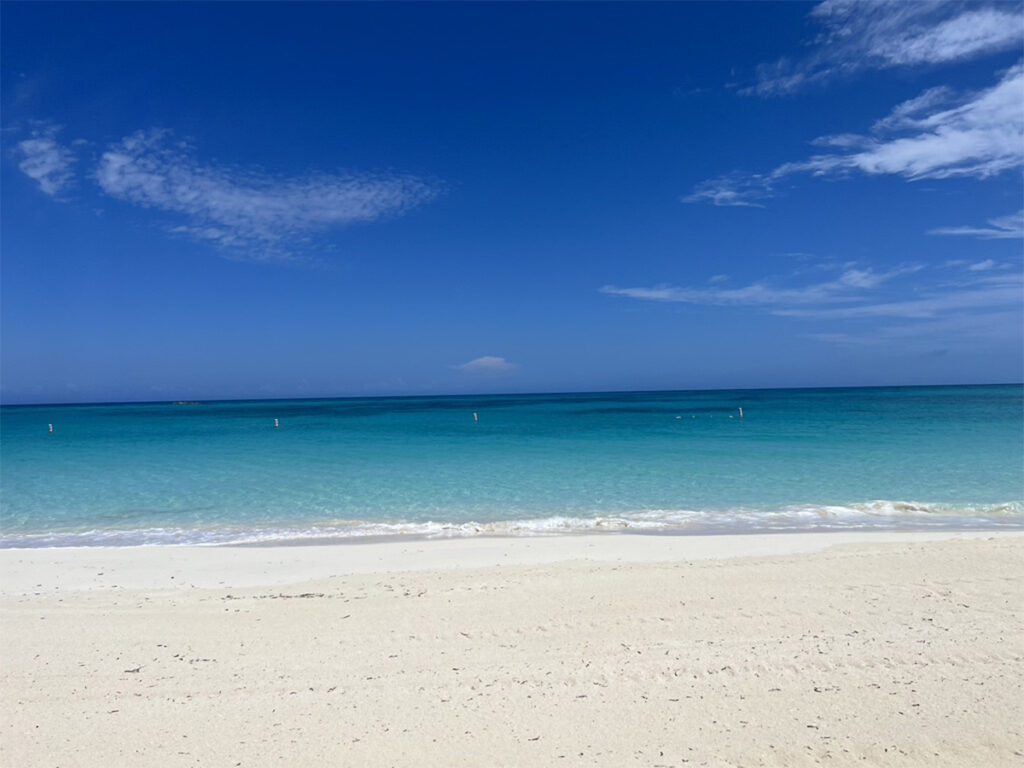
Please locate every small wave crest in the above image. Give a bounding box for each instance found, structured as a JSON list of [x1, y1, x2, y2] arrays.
[[1, 500, 1021, 548]]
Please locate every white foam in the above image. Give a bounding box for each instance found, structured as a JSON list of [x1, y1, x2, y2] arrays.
[[1, 500, 1020, 548]]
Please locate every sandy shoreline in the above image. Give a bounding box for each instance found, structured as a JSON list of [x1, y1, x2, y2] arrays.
[[1, 528, 1019, 593], [2, 531, 1022, 766]]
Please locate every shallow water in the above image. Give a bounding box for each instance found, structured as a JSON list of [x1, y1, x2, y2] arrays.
[[2, 385, 1021, 546]]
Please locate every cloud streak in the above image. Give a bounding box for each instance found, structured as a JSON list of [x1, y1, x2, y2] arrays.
[[601, 266, 921, 308], [775, 275, 1022, 320], [930, 209, 1024, 240], [602, 265, 1022, 341], [95, 130, 439, 257], [15, 125, 75, 197], [454, 356, 518, 374], [748, 0, 1024, 97], [688, 63, 1024, 206], [682, 173, 773, 208], [805, 308, 1022, 347]]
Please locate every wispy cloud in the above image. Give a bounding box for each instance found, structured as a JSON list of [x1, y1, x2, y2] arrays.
[[95, 130, 440, 258], [945, 258, 1014, 272], [870, 86, 956, 132], [930, 209, 1024, 239], [775, 273, 1022, 320], [14, 124, 75, 197], [689, 63, 1024, 206], [601, 265, 921, 308], [454, 356, 518, 374], [748, 0, 1024, 97], [682, 173, 772, 207], [806, 308, 1022, 347], [602, 264, 1022, 344], [968, 259, 999, 271]]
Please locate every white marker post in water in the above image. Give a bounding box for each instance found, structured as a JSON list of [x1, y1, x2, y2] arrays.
[[473, 412, 479, 423], [48, 423, 54, 434], [274, 418, 279, 429], [738, 407, 744, 419]]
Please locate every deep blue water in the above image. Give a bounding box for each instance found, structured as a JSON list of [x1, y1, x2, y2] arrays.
[[1, 385, 1021, 546]]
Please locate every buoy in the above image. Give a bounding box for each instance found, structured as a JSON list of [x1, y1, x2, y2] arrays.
[[738, 407, 744, 419], [473, 412, 479, 423], [274, 418, 279, 429], [48, 423, 54, 434]]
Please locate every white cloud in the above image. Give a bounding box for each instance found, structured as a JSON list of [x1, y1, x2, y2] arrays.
[[95, 130, 439, 257], [865, 5, 1023, 67], [810, 132, 874, 150], [929, 209, 1024, 239], [603, 264, 1023, 343], [804, 63, 1024, 180], [682, 173, 772, 207], [454, 356, 518, 374], [748, 1, 1024, 97], [870, 86, 956, 132], [775, 273, 1022, 319], [689, 63, 1024, 206], [601, 265, 921, 307], [15, 125, 75, 197], [806, 308, 1022, 346]]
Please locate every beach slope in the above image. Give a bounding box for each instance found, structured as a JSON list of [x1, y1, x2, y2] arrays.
[[2, 532, 1022, 767]]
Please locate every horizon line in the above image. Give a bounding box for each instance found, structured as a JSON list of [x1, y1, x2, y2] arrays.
[[2, 381, 1021, 409]]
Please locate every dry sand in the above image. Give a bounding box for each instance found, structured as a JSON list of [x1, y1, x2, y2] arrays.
[[2, 531, 1022, 767]]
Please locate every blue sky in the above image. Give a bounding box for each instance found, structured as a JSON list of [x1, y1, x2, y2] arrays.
[[2, 1, 1022, 404]]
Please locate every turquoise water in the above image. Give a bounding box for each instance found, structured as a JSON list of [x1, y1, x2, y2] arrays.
[[1, 385, 1021, 547]]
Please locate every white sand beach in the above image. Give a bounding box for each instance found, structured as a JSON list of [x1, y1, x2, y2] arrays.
[[2, 531, 1022, 767]]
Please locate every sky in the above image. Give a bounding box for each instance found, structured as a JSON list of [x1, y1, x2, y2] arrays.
[[2, 1, 1022, 404]]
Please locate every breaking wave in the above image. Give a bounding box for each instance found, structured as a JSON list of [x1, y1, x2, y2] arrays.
[[1, 500, 1020, 548]]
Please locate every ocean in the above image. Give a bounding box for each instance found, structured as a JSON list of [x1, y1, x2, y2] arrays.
[[1, 385, 1021, 547]]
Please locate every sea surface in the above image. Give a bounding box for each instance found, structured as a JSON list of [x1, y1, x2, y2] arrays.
[[1, 385, 1022, 547]]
